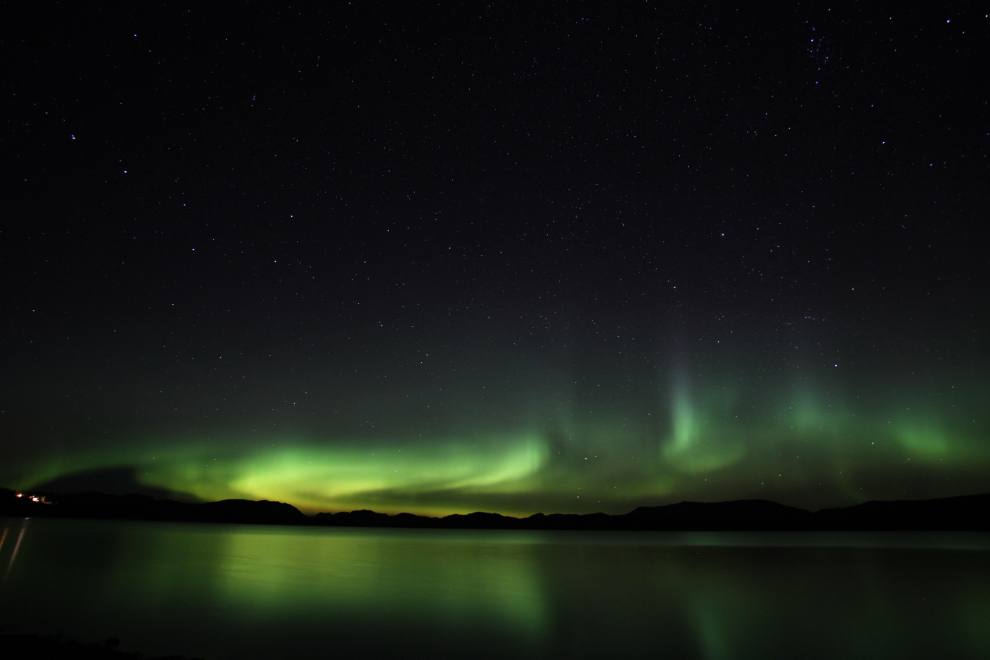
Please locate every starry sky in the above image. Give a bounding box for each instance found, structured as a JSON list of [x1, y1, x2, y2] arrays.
[[2, 2, 988, 516]]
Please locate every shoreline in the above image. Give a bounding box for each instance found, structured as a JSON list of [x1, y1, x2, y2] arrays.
[[2, 488, 987, 532]]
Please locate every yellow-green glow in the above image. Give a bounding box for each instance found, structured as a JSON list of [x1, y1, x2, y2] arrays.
[[185, 436, 549, 514], [8, 373, 990, 515], [14, 435, 550, 516]]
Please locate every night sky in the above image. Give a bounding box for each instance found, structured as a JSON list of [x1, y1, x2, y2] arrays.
[[3, 2, 988, 516]]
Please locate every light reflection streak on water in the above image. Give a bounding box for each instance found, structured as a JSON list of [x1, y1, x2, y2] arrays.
[[2, 521, 28, 582]]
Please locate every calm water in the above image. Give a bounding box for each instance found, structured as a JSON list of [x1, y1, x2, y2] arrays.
[[1, 518, 988, 659]]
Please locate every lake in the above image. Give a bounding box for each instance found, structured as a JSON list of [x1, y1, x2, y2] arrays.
[[1, 517, 988, 659]]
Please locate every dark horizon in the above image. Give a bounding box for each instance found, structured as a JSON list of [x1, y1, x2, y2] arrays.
[[5, 486, 988, 534], [3, 3, 988, 517]]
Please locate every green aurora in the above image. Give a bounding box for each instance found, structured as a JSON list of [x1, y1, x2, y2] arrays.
[[7, 357, 988, 516]]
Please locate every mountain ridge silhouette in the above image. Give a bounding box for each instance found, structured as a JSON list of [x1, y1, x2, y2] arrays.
[[3, 487, 988, 531]]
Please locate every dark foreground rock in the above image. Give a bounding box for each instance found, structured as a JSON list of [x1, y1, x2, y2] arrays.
[[0, 632, 202, 660]]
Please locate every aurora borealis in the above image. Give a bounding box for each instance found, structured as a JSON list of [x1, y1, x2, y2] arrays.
[[6, 343, 988, 516], [3, 3, 988, 517]]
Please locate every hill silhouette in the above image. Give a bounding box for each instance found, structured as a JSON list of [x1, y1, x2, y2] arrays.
[[3, 487, 987, 531]]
